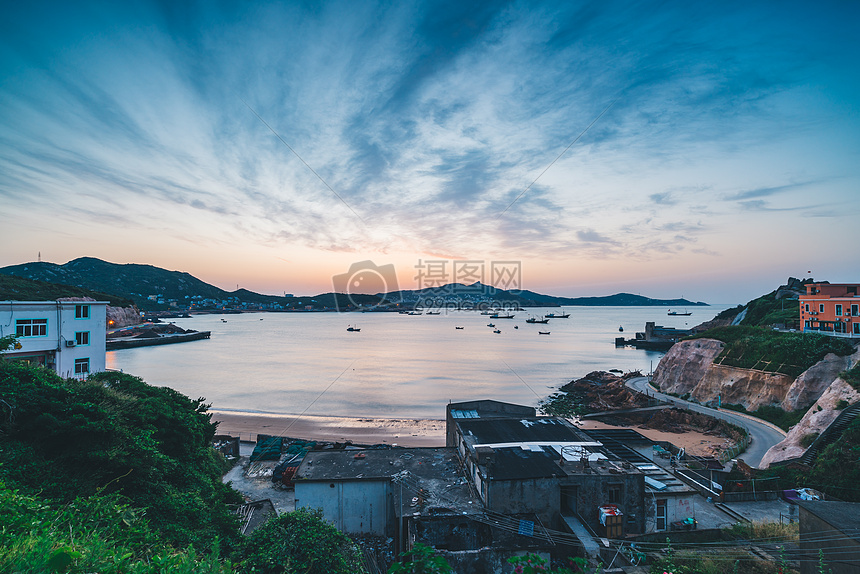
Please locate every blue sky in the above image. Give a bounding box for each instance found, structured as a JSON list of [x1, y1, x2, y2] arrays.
[[1, 1, 858, 302]]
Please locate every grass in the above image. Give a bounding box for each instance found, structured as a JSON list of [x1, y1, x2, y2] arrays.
[[840, 364, 860, 390], [686, 326, 855, 377], [720, 403, 806, 432]]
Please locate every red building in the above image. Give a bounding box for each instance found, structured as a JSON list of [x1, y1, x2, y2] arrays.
[[799, 283, 860, 337]]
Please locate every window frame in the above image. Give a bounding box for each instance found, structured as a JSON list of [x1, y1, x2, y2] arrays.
[[75, 305, 90, 319], [74, 358, 90, 375], [15, 318, 48, 338], [835, 304, 843, 316], [819, 304, 825, 313], [75, 331, 90, 346]]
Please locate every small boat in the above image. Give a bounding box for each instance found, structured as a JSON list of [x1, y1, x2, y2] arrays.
[[514, 325, 519, 329], [538, 331, 550, 335], [544, 311, 570, 318], [493, 329, 501, 334], [487, 323, 495, 328], [346, 325, 361, 332], [480, 311, 494, 315], [526, 317, 549, 324], [667, 309, 692, 316], [618, 325, 623, 332], [426, 311, 441, 315], [455, 326, 464, 330], [221, 319, 227, 323]]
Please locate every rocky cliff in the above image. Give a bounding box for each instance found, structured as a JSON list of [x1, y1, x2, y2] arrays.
[[653, 339, 857, 413], [106, 305, 141, 328], [760, 373, 860, 468]]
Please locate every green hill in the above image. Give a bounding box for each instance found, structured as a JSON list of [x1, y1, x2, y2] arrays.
[[0, 274, 133, 307]]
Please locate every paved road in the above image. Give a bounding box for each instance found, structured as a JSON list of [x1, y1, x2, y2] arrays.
[[625, 377, 787, 468]]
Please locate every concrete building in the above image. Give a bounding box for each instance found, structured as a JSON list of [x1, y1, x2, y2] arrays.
[[447, 401, 646, 538], [0, 300, 107, 378], [800, 283, 860, 337], [798, 501, 860, 574]]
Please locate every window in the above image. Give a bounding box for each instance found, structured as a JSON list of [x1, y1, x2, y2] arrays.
[[75, 305, 90, 319], [656, 499, 667, 531], [74, 358, 89, 375], [75, 331, 90, 346], [852, 304, 859, 317], [804, 304, 809, 312], [608, 485, 622, 504], [835, 304, 843, 316], [16, 319, 47, 337], [819, 304, 825, 313]]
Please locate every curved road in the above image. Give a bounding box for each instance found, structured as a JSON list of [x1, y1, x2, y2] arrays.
[[625, 377, 787, 468]]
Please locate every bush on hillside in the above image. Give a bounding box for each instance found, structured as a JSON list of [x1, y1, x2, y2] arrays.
[[235, 508, 364, 574], [0, 361, 242, 550]]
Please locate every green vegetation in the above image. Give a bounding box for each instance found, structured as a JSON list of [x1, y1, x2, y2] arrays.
[[0, 361, 242, 550], [714, 304, 744, 321], [738, 287, 809, 328], [0, 273, 134, 307], [720, 404, 806, 432], [757, 416, 860, 502], [237, 508, 363, 574], [389, 543, 453, 573], [649, 536, 796, 574], [800, 432, 820, 448], [686, 326, 855, 377], [0, 484, 230, 573], [0, 361, 371, 571], [840, 363, 860, 390]]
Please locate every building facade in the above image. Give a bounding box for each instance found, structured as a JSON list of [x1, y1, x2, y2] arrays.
[[1, 300, 107, 378], [799, 283, 860, 337]]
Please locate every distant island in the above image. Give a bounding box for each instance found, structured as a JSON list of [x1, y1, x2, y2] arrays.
[[0, 257, 707, 312]]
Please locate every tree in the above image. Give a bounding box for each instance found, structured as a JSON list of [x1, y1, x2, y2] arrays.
[[388, 543, 453, 574], [236, 508, 364, 574]]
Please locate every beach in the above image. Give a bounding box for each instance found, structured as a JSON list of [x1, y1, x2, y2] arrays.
[[212, 410, 731, 456], [211, 410, 446, 447]]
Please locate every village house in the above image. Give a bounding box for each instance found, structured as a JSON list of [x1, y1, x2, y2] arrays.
[[0, 300, 107, 378], [799, 283, 860, 337]]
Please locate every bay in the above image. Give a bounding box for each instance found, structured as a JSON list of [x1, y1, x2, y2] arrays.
[[106, 306, 731, 418]]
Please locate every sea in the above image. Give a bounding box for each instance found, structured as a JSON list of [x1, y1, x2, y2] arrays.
[[106, 306, 733, 419]]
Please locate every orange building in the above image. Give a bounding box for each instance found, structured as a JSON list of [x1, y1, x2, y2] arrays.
[[799, 283, 860, 337]]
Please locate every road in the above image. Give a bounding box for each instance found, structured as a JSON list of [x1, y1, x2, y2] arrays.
[[625, 377, 787, 468]]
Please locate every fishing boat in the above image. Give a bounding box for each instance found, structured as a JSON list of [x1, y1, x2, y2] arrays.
[[426, 311, 441, 315], [455, 326, 464, 330], [487, 323, 495, 328], [667, 309, 692, 316], [525, 317, 549, 324], [490, 313, 515, 319], [493, 329, 501, 334], [346, 325, 361, 332], [538, 331, 550, 335], [544, 310, 570, 318]]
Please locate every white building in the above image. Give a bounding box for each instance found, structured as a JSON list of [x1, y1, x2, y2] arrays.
[[0, 300, 107, 378]]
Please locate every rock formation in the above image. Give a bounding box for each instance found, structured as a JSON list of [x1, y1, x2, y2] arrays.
[[760, 376, 860, 468]]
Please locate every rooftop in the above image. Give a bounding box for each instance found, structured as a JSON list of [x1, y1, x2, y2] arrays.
[[799, 501, 860, 543], [294, 447, 481, 517], [457, 416, 589, 446]]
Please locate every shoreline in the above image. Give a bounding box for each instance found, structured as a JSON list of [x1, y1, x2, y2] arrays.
[[210, 410, 446, 447], [211, 410, 732, 456]]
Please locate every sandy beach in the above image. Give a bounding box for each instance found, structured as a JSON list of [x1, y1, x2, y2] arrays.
[[211, 410, 447, 447], [212, 410, 731, 456]]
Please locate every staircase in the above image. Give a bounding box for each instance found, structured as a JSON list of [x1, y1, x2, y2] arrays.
[[799, 402, 860, 466]]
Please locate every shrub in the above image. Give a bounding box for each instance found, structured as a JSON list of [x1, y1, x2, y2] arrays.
[[236, 508, 364, 574]]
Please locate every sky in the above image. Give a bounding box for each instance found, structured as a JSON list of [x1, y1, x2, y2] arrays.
[[1, 1, 859, 304]]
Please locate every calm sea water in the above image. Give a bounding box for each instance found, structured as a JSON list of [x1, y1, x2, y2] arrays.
[[106, 306, 731, 419]]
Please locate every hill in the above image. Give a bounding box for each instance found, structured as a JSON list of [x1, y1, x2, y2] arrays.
[[1, 257, 708, 311], [0, 273, 134, 307]]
